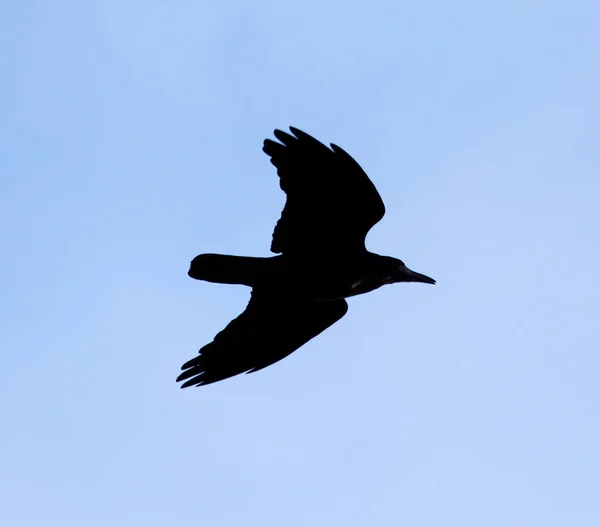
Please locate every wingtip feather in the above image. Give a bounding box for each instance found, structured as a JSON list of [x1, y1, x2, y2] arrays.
[[273, 129, 297, 146]]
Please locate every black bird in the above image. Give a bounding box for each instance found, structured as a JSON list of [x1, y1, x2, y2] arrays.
[[177, 127, 435, 387]]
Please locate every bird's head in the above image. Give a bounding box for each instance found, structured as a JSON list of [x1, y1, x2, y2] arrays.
[[383, 256, 436, 285]]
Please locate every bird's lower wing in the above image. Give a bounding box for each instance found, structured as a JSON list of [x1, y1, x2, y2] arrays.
[[177, 290, 348, 387]]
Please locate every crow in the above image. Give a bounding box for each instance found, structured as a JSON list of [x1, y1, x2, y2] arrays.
[[177, 127, 435, 387]]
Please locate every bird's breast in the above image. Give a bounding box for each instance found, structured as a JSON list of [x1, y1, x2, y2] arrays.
[[266, 256, 385, 300]]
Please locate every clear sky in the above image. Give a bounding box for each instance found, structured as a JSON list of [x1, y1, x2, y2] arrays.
[[1, 1, 599, 526]]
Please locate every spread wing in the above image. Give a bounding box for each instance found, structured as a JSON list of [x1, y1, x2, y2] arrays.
[[263, 127, 386, 255], [177, 290, 348, 387]]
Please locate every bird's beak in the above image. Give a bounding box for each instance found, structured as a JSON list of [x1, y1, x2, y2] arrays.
[[395, 265, 436, 285]]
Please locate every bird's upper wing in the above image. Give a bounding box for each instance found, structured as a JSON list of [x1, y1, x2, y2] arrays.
[[263, 127, 386, 255], [177, 289, 348, 387]]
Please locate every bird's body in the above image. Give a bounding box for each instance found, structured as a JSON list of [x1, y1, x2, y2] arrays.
[[188, 251, 400, 301], [177, 127, 435, 387]]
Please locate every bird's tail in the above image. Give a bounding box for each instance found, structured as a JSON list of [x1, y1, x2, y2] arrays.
[[188, 254, 270, 287]]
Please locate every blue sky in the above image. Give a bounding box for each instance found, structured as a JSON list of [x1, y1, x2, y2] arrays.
[[1, 1, 599, 525]]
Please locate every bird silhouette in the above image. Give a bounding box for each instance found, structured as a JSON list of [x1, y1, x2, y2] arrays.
[[177, 127, 435, 387]]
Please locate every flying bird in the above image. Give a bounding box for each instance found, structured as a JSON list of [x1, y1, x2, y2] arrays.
[[177, 127, 435, 387]]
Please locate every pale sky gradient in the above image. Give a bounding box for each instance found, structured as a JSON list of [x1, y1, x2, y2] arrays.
[[1, 1, 599, 526]]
